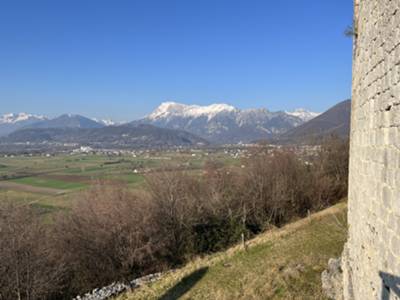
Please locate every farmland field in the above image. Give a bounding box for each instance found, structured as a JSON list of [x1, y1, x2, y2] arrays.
[[11, 176, 87, 190], [0, 148, 248, 213]]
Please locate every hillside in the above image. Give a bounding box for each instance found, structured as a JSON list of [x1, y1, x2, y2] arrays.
[[276, 100, 351, 144], [118, 202, 347, 300], [2, 124, 208, 149]]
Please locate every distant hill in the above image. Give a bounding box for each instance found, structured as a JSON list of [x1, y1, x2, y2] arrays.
[[275, 99, 351, 144], [28, 114, 104, 129], [3, 124, 208, 149]]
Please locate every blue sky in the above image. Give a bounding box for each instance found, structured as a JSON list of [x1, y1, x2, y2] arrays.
[[0, 0, 353, 121]]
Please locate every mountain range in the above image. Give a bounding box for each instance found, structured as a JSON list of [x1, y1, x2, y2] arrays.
[[0, 114, 122, 137], [0, 104, 319, 142], [132, 102, 319, 143], [26, 114, 104, 130], [0, 101, 351, 149]]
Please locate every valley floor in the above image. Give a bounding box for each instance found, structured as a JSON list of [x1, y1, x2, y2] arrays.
[[117, 202, 347, 300]]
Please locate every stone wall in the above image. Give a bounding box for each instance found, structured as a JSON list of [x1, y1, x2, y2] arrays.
[[343, 0, 400, 299]]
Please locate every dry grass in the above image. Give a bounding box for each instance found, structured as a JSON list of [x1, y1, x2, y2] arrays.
[[117, 201, 347, 300]]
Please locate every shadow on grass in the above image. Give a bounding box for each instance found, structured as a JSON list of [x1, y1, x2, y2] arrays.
[[158, 267, 208, 300]]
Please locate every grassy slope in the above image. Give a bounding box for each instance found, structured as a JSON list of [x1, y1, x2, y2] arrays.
[[118, 202, 347, 300]]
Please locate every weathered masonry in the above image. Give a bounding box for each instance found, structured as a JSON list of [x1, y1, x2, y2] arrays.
[[342, 0, 400, 299]]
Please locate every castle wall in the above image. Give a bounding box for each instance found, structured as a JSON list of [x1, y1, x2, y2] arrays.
[[344, 0, 400, 299]]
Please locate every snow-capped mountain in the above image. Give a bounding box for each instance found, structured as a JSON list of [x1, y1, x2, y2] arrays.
[[134, 102, 307, 144], [148, 102, 237, 121], [0, 113, 46, 124], [0, 113, 48, 136], [286, 108, 320, 122]]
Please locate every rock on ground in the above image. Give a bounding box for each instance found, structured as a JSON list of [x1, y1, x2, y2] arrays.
[[322, 257, 343, 300]]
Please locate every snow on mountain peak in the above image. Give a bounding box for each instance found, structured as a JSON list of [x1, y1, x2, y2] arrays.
[[99, 119, 116, 126], [91, 118, 124, 126], [0, 113, 46, 124], [148, 102, 237, 120], [286, 108, 320, 122], [150, 102, 187, 118]]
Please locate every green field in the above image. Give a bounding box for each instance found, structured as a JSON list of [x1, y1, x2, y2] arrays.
[[0, 149, 244, 212]]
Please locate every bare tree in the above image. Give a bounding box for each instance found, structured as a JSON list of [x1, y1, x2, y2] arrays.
[[0, 201, 63, 300], [242, 150, 312, 229], [145, 171, 203, 262], [312, 136, 349, 207], [53, 181, 163, 296]]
